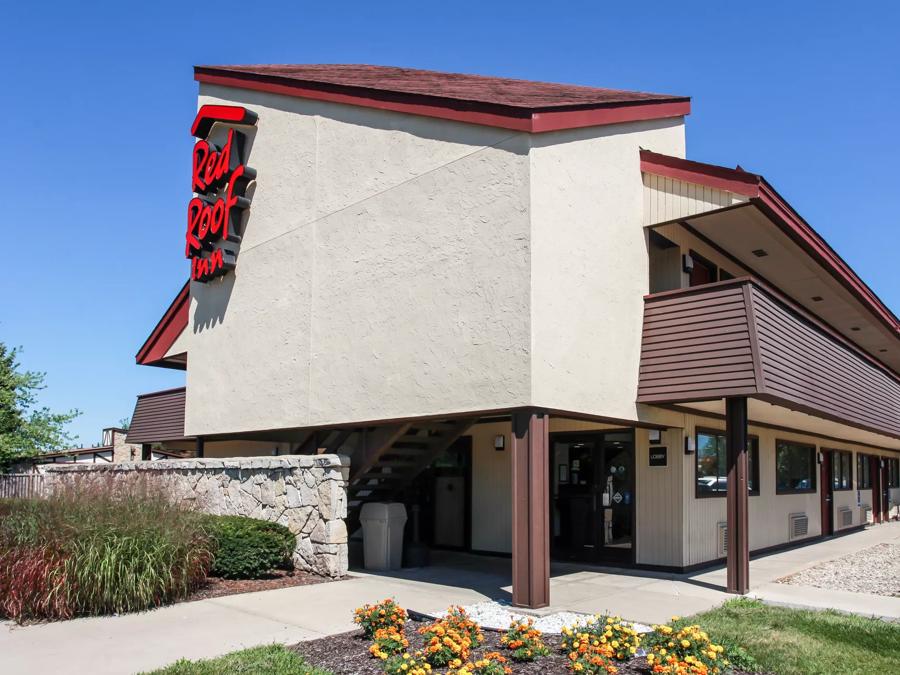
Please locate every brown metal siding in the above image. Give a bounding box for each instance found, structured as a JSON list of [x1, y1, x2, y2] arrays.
[[637, 279, 900, 439], [750, 287, 900, 438], [638, 284, 758, 402], [125, 388, 189, 443]]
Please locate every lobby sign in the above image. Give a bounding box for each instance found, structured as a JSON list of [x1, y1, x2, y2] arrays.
[[649, 447, 667, 467], [186, 105, 258, 282]]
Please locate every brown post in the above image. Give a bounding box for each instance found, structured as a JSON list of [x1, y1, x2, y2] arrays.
[[141, 444, 152, 461], [196, 437, 205, 458], [725, 397, 750, 594], [511, 410, 550, 609]]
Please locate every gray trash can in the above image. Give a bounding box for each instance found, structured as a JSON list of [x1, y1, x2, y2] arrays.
[[359, 502, 408, 570]]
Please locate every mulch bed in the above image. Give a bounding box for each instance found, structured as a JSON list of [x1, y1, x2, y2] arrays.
[[292, 619, 651, 675], [186, 569, 334, 602]]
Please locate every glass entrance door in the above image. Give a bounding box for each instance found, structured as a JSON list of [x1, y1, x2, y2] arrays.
[[550, 430, 634, 564], [599, 433, 634, 562]]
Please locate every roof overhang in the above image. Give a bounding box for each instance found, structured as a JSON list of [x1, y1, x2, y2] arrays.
[[136, 281, 189, 369], [641, 151, 900, 374], [195, 66, 691, 134]]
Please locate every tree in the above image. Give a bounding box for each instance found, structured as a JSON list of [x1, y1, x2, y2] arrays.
[[0, 342, 80, 470]]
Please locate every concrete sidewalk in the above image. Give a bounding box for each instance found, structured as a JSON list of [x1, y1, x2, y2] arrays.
[[2, 522, 898, 674]]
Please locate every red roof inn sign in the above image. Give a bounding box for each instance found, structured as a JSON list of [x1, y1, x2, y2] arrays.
[[186, 105, 258, 282]]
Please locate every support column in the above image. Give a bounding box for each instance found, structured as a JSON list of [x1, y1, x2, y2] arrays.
[[511, 410, 550, 609], [196, 436, 205, 458], [141, 444, 152, 461], [725, 397, 750, 594]]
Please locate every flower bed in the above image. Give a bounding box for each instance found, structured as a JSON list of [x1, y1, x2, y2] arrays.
[[292, 601, 761, 675]]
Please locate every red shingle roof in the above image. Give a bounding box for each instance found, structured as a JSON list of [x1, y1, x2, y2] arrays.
[[194, 64, 690, 133]]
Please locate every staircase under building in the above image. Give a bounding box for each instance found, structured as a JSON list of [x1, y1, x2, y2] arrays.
[[293, 417, 477, 535]]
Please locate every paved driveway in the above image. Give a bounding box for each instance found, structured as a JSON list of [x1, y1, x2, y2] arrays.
[[2, 522, 898, 675]]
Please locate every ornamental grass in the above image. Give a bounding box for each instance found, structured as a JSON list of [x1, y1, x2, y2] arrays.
[[0, 474, 213, 622]]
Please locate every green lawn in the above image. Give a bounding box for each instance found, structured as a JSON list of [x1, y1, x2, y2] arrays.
[[144, 600, 899, 675], [143, 644, 332, 675], [686, 598, 900, 675]]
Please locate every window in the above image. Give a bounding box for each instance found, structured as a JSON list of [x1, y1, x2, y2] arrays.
[[889, 458, 900, 489], [830, 450, 853, 491], [719, 269, 735, 281], [776, 441, 816, 494], [695, 430, 760, 497], [857, 454, 872, 489]]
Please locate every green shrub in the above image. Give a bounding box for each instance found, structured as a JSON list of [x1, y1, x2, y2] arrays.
[[202, 515, 295, 579], [0, 475, 213, 622]]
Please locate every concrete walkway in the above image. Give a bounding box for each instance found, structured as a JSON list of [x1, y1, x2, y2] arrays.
[[2, 522, 898, 674]]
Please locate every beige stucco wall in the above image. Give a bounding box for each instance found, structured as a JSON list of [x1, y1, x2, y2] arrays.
[[185, 85, 533, 436], [529, 121, 685, 422], [183, 84, 690, 436]]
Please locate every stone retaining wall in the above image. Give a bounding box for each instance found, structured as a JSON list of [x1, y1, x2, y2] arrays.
[[42, 455, 350, 578]]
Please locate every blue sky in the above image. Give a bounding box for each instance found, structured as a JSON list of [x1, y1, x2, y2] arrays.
[[1, 1, 897, 446]]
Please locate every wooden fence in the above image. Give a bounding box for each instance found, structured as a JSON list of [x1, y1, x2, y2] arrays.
[[0, 473, 48, 499]]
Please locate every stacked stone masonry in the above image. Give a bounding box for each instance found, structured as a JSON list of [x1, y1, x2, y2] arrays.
[[42, 454, 350, 577]]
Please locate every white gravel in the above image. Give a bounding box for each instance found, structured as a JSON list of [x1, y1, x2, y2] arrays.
[[436, 601, 652, 634], [777, 543, 900, 597]]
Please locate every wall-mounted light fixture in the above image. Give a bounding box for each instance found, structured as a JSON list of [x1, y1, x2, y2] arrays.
[[682, 253, 695, 274], [817, 452, 824, 464], [494, 434, 506, 451], [649, 429, 662, 444], [684, 436, 695, 454]]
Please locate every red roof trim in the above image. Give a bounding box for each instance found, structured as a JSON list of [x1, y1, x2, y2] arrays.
[[640, 150, 761, 197], [754, 182, 900, 335], [136, 282, 189, 367], [640, 151, 900, 337], [195, 70, 690, 133]]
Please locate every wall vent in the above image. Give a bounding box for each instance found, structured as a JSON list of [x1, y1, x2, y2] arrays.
[[838, 507, 852, 529], [788, 513, 809, 540], [717, 521, 728, 557]]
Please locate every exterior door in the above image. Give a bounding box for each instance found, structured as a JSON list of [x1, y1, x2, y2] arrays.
[[550, 431, 634, 564], [820, 451, 833, 536], [599, 433, 635, 563]]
